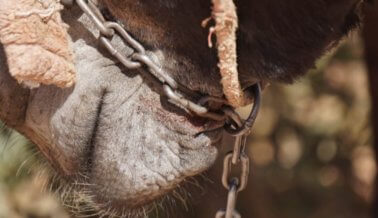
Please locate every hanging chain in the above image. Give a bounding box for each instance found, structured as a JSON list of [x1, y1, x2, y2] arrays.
[[60, 1, 262, 217], [216, 84, 261, 218]]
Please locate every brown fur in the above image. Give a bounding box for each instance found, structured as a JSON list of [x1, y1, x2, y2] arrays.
[[102, 0, 364, 86]]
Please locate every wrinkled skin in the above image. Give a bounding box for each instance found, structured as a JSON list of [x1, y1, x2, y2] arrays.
[[0, 0, 366, 216]]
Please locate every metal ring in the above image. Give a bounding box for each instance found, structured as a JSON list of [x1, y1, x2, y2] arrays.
[[224, 83, 262, 136]]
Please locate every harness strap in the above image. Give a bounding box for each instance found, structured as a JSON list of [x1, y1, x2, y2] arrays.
[[209, 0, 252, 108]]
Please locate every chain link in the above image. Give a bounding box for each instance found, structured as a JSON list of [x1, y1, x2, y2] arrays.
[[217, 123, 252, 218], [216, 178, 242, 218], [61, 1, 262, 217], [221, 151, 250, 192]]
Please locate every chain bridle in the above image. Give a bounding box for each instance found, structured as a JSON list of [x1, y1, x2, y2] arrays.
[[61, 0, 261, 217]]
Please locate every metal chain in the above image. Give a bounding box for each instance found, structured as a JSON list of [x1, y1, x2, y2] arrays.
[[217, 85, 260, 218], [62, 0, 234, 121], [61, 0, 260, 133], [216, 136, 249, 218], [60, 1, 262, 217]]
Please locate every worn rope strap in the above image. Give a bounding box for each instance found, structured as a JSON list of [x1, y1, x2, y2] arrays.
[[209, 0, 250, 108], [61, 1, 262, 217]]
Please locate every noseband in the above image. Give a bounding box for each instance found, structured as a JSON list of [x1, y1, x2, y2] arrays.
[[62, 0, 261, 217]]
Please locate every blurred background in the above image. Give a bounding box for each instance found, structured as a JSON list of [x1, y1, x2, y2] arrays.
[[0, 31, 375, 218], [237, 31, 374, 218]]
